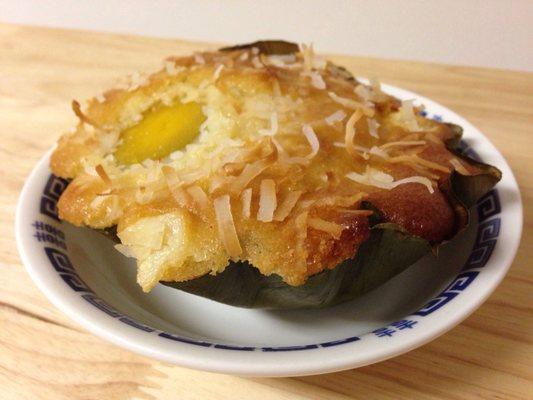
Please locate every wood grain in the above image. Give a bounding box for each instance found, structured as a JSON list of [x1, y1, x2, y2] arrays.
[[0, 23, 531, 400]]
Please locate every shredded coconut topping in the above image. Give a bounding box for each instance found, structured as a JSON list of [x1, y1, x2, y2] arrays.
[[367, 118, 380, 138], [273, 190, 303, 221], [213, 195, 242, 257], [450, 158, 471, 175], [325, 110, 346, 125], [399, 100, 423, 132], [302, 125, 320, 159], [251, 56, 263, 69], [213, 64, 225, 81], [241, 188, 252, 219], [308, 218, 344, 239], [164, 61, 182, 76], [259, 112, 279, 136], [308, 71, 326, 89], [344, 108, 364, 156], [194, 53, 205, 64], [257, 179, 277, 222], [346, 167, 435, 193], [329, 91, 362, 109]]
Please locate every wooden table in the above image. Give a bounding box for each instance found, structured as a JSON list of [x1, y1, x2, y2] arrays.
[[1, 23, 531, 399]]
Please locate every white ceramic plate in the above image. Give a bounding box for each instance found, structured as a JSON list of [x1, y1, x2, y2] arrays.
[[16, 84, 522, 377]]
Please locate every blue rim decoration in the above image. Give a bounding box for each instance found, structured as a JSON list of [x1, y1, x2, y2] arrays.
[[33, 128, 501, 351]]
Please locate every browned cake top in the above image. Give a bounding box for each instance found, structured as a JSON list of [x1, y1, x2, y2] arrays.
[[51, 44, 479, 291]]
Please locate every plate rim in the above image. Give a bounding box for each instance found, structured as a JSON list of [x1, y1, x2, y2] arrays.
[[15, 83, 523, 377]]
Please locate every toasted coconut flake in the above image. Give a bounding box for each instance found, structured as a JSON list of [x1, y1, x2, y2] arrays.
[[213, 195, 242, 257], [325, 110, 346, 125], [209, 175, 233, 194], [265, 54, 298, 69], [170, 185, 192, 208], [257, 179, 277, 222], [128, 71, 148, 91], [450, 158, 471, 175], [186, 185, 210, 210], [329, 91, 364, 109], [213, 64, 225, 81], [354, 84, 371, 101], [387, 155, 450, 173], [399, 100, 423, 132], [367, 118, 380, 138], [302, 125, 320, 159], [308, 71, 326, 89], [369, 146, 389, 158], [135, 187, 153, 204], [344, 108, 364, 156], [328, 92, 374, 116], [194, 53, 205, 64], [90, 194, 122, 220], [300, 43, 314, 71], [161, 165, 181, 187], [180, 168, 208, 185], [241, 188, 252, 219], [229, 159, 271, 195], [251, 56, 263, 69], [72, 100, 98, 126], [259, 112, 278, 136], [89, 195, 106, 209], [334, 141, 370, 158], [162, 166, 193, 207], [95, 164, 112, 186], [380, 140, 426, 150], [308, 218, 344, 239], [164, 60, 181, 75], [390, 176, 435, 194], [346, 167, 435, 193], [273, 190, 303, 221]]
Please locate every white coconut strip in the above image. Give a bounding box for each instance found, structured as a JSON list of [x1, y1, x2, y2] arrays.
[[257, 179, 277, 222], [241, 188, 252, 219], [213, 195, 242, 257], [325, 110, 346, 126], [450, 158, 471, 175], [273, 190, 303, 221], [344, 108, 364, 156], [302, 125, 320, 159], [308, 218, 344, 239], [346, 167, 435, 194]]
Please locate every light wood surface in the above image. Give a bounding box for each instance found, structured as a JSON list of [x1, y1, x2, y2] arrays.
[[0, 23, 531, 400]]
